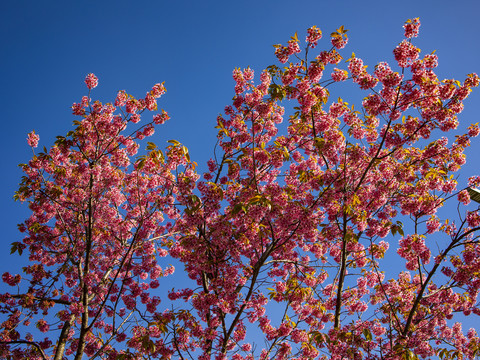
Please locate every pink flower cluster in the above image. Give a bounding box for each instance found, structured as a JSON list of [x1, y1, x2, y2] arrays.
[[26, 131, 39, 148], [403, 17, 420, 38], [331, 68, 348, 82], [84, 73, 98, 89], [306, 25, 322, 47], [2, 272, 21, 286], [274, 39, 301, 64], [458, 189, 471, 205], [394, 40, 421, 67], [2, 72, 199, 359]]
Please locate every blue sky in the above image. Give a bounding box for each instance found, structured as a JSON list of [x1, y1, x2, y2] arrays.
[[1, 0, 480, 341]]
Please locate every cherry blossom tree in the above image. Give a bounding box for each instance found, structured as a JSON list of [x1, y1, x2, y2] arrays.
[[2, 18, 480, 360]]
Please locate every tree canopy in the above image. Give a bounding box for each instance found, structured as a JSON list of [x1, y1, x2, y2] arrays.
[[1, 18, 480, 360]]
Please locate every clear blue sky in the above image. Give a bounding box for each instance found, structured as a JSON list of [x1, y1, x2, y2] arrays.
[[1, 0, 480, 329]]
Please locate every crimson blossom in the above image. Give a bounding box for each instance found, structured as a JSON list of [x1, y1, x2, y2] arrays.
[[2, 18, 480, 360]]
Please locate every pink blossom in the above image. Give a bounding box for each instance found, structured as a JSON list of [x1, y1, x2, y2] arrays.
[[143, 124, 155, 137], [403, 18, 420, 38], [115, 90, 127, 106], [126, 98, 138, 114], [306, 26, 322, 47], [130, 114, 140, 124], [287, 39, 301, 55], [458, 189, 471, 205], [307, 61, 324, 82], [144, 93, 156, 111], [426, 217, 441, 233], [27, 131, 39, 148], [151, 83, 166, 98], [468, 124, 480, 137], [467, 211, 480, 228], [423, 53, 438, 68], [393, 40, 420, 67], [69, 302, 84, 316], [348, 57, 364, 76], [331, 68, 348, 82], [153, 110, 170, 124], [243, 67, 254, 81], [36, 319, 49, 333], [84, 73, 98, 89], [331, 35, 347, 49], [468, 176, 480, 187], [241, 343, 252, 352], [2, 272, 21, 286]]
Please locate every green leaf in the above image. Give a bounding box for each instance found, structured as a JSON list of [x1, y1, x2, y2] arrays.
[[268, 84, 286, 101], [136, 157, 146, 169], [10, 242, 23, 256], [396, 220, 404, 236], [362, 328, 372, 341], [314, 137, 325, 153], [231, 203, 245, 215], [146, 142, 157, 150], [439, 349, 446, 360], [167, 139, 180, 146], [182, 145, 190, 162]]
